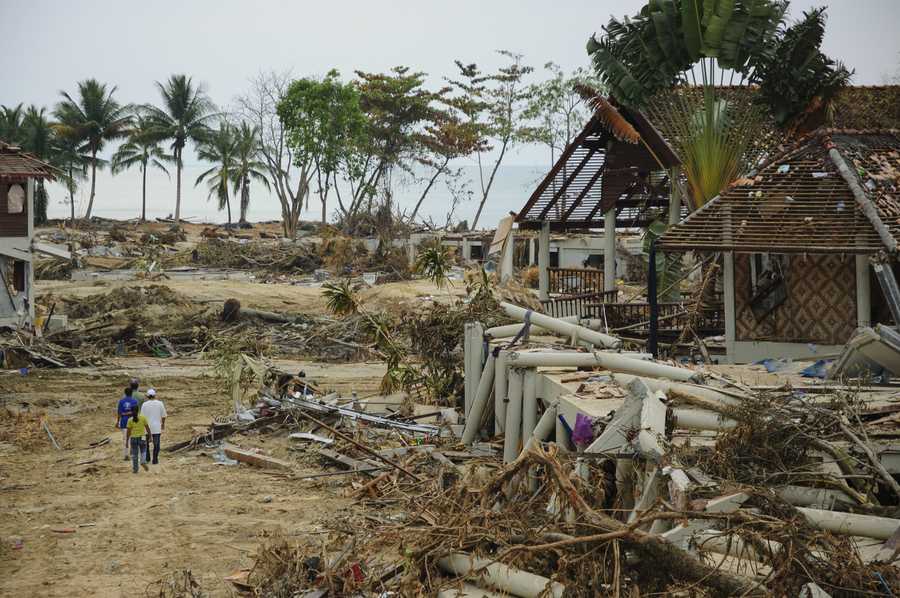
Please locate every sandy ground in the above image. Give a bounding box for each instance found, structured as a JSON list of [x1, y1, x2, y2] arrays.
[[0, 357, 389, 597]]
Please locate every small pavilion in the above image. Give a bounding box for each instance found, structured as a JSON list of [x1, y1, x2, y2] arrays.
[[515, 99, 681, 301]]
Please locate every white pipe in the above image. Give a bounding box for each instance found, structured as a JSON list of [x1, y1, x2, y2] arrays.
[[611, 373, 741, 407], [494, 350, 508, 434], [673, 408, 738, 431], [507, 351, 697, 383], [693, 530, 782, 564], [462, 354, 495, 445], [776, 486, 854, 510], [522, 369, 538, 442], [437, 583, 506, 598], [437, 552, 565, 598], [797, 507, 900, 540], [524, 401, 557, 451], [501, 302, 621, 349], [504, 369, 524, 463]]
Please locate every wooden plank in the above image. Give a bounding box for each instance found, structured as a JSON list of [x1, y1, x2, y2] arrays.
[[223, 445, 292, 470]]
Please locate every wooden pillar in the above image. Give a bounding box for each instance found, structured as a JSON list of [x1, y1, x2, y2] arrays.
[[538, 221, 550, 301], [604, 207, 616, 292], [26, 178, 35, 324], [723, 252, 736, 363], [856, 254, 871, 328]]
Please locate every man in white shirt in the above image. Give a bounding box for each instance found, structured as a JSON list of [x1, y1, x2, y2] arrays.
[[139, 388, 167, 465]]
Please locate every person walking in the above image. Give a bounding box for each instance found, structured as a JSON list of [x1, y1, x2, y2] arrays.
[[139, 388, 167, 465], [125, 406, 150, 473], [116, 387, 138, 460], [130, 378, 150, 461]]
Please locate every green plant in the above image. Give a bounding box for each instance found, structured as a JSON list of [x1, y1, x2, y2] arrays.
[[322, 279, 359, 316], [415, 245, 453, 289], [643, 219, 684, 301]]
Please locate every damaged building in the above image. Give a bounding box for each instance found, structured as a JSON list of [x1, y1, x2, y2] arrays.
[[0, 141, 58, 329]]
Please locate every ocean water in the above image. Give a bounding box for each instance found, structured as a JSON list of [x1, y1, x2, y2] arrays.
[[45, 163, 547, 229]]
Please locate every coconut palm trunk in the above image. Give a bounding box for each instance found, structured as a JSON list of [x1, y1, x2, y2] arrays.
[[141, 162, 148, 221], [86, 149, 98, 219], [175, 150, 182, 222], [240, 178, 250, 224]]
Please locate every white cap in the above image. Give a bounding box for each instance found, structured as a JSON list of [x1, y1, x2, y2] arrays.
[[147, 388, 157, 397]]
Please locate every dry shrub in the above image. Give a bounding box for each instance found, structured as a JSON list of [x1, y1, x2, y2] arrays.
[[108, 226, 129, 242], [520, 265, 539, 288], [318, 236, 368, 273], [62, 285, 190, 319], [145, 569, 205, 598], [0, 409, 64, 450]]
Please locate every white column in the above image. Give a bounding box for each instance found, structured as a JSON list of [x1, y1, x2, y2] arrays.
[[529, 237, 537, 266], [500, 229, 515, 283], [603, 207, 616, 292], [462, 237, 470, 261], [856, 255, 871, 328], [723, 252, 736, 363], [538, 222, 550, 301]]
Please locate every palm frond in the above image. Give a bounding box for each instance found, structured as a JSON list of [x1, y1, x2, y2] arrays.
[[573, 83, 641, 143]]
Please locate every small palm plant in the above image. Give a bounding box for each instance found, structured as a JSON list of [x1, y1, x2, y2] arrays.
[[415, 244, 453, 289], [322, 279, 359, 316]]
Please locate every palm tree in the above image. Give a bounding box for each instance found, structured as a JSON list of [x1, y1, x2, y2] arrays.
[[0, 104, 25, 144], [22, 106, 56, 224], [195, 122, 237, 225], [144, 75, 216, 224], [231, 122, 269, 224], [112, 113, 172, 221], [53, 79, 131, 219], [54, 136, 89, 224]]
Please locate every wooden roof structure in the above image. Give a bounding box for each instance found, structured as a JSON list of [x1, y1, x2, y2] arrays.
[[658, 129, 900, 255], [0, 141, 57, 181], [515, 102, 681, 231]]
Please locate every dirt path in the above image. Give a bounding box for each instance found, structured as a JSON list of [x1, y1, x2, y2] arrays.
[[0, 358, 387, 597]]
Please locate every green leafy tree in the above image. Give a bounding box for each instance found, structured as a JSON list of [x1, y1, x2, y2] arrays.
[[524, 63, 602, 167], [447, 51, 534, 229], [195, 122, 237, 225], [144, 75, 216, 223], [231, 122, 270, 224], [111, 113, 172, 221], [277, 70, 367, 229], [342, 67, 436, 226], [53, 79, 131, 219], [408, 111, 485, 224]]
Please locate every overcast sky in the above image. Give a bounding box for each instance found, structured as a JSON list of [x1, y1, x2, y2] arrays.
[[2, 0, 898, 223]]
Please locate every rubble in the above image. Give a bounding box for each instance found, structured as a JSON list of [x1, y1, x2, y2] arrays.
[[235, 307, 900, 597]]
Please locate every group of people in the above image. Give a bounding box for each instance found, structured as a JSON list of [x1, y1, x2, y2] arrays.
[[115, 378, 167, 473]]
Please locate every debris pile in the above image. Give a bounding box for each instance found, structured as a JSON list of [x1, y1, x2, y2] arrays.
[[234, 306, 900, 597]]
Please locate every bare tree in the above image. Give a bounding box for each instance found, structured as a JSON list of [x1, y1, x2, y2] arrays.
[[235, 71, 307, 238]]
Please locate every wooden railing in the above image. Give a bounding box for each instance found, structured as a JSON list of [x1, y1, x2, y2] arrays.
[[540, 290, 617, 319], [587, 301, 725, 337], [548, 267, 604, 295]]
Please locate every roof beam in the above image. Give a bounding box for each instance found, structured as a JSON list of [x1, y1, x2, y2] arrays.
[[538, 145, 599, 220], [563, 162, 607, 221]]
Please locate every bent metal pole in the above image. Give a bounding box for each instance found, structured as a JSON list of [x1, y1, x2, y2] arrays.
[[500, 302, 621, 349]]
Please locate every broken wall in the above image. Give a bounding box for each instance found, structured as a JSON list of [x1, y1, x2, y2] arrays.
[[735, 253, 856, 345]]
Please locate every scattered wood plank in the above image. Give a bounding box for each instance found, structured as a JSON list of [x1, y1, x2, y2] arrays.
[[223, 445, 291, 471]]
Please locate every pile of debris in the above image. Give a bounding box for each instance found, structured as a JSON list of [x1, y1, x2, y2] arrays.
[[231, 306, 900, 596]]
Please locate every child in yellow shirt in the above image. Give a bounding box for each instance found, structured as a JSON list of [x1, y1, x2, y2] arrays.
[[125, 407, 150, 473]]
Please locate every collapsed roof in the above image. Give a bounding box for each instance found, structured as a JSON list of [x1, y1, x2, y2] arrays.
[[658, 129, 900, 254], [0, 141, 57, 181]]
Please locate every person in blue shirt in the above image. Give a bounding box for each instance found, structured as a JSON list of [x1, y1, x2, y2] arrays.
[[116, 386, 138, 461]]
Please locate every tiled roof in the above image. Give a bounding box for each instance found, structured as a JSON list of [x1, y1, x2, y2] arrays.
[[657, 130, 900, 254], [0, 140, 56, 181]]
